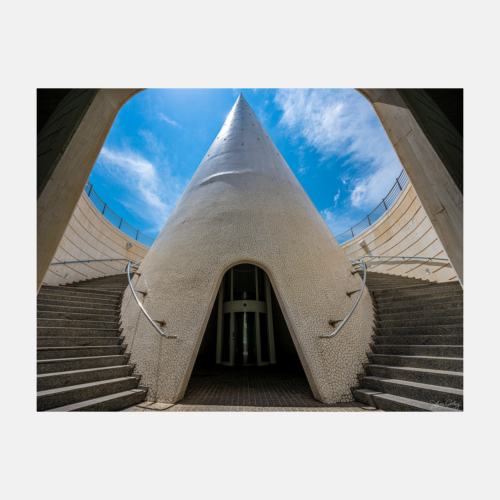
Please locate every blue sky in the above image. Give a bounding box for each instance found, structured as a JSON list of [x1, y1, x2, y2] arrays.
[[89, 89, 403, 239]]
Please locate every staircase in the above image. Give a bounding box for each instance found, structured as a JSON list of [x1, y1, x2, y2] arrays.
[[37, 271, 148, 411], [352, 270, 463, 411]]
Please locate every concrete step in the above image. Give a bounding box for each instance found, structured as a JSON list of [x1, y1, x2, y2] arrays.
[[46, 388, 147, 412], [372, 283, 462, 300], [352, 388, 459, 411], [368, 283, 438, 292], [37, 364, 135, 391], [374, 325, 463, 336], [37, 326, 119, 337], [37, 310, 119, 322], [40, 285, 122, 298], [71, 278, 129, 284], [37, 318, 120, 329], [376, 306, 463, 322], [373, 334, 463, 346], [375, 316, 463, 328], [363, 364, 463, 389], [37, 345, 126, 360], [371, 344, 463, 358], [376, 295, 463, 312], [37, 293, 118, 306], [37, 336, 124, 347], [367, 353, 463, 371], [366, 276, 431, 286], [359, 376, 463, 408], [64, 284, 127, 292], [37, 376, 140, 411], [37, 303, 119, 315], [74, 275, 131, 283], [37, 354, 131, 374]]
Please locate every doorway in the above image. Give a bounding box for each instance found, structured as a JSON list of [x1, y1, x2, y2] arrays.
[[217, 264, 275, 367]]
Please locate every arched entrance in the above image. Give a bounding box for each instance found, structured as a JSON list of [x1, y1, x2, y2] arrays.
[[182, 264, 315, 408]]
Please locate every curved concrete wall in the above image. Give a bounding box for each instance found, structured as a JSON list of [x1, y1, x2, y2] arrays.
[[341, 182, 458, 283], [42, 190, 149, 287], [120, 95, 375, 405]]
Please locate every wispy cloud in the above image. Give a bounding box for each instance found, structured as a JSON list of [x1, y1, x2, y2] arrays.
[[158, 112, 181, 128], [97, 147, 187, 233], [274, 89, 402, 210], [333, 189, 340, 207], [320, 207, 357, 236]]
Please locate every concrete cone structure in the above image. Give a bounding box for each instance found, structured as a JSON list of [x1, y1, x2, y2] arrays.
[[120, 94, 374, 404]]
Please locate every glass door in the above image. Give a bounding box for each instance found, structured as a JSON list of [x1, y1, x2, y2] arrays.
[[216, 264, 275, 367]]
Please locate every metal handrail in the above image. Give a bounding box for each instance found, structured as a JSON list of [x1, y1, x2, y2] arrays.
[[334, 170, 409, 245], [51, 258, 134, 265], [353, 255, 449, 262], [84, 182, 155, 247], [319, 259, 367, 339], [126, 260, 177, 339]]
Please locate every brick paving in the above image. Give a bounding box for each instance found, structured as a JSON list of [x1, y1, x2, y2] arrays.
[[123, 366, 382, 412]]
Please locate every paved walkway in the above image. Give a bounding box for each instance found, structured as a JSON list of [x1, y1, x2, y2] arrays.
[[123, 366, 381, 412]]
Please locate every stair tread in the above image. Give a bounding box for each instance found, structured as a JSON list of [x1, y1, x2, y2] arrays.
[[38, 354, 129, 365], [37, 376, 137, 397], [37, 364, 135, 379], [362, 376, 463, 395], [45, 389, 146, 412], [365, 364, 463, 377], [354, 389, 459, 412]]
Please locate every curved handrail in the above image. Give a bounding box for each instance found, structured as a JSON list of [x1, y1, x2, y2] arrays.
[[51, 258, 134, 265], [335, 170, 409, 244], [319, 259, 367, 339], [84, 182, 155, 247], [352, 254, 449, 262], [126, 260, 177, 339]]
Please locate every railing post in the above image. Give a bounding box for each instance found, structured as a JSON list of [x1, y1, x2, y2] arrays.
[[396, 178, 402, 191], [382, 198, 387, 210], [351, 227, 354, 237], [102, 203, 106, 215], [367, 215, 371, 225], [119, 219, 122, 229], [136, 230, 139, 240], [88, 185, 92, 197]]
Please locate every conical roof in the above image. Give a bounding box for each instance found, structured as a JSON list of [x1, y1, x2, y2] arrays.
[[121, 93, 374, 406], [178, 93, 306, 202]]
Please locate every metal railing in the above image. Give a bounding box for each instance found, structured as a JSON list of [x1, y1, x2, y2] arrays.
[[126, 261, 177, 339], [51, 258, 134, 266], [319, 259, 367, 338], [335, 170, 409, 245], [352, 254, 449, 263], [84, 182, 155, 247]]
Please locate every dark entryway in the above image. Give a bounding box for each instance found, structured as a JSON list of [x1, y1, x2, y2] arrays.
[[183, 264, 317, 407]]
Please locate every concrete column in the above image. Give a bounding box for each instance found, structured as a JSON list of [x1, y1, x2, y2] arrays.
[[37, 88, 143, 292], [357, 89, 463, 283]]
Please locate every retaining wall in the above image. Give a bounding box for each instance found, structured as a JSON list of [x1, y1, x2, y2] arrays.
[[340, 182, 458, 283], [41, 190, 149, 286]]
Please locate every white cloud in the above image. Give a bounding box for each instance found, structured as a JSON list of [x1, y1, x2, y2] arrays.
[[274, 89, 402, 209], [320, 207, 356, 236], [138, 129, 164, 155], [333, 189, 340, 207], [97, 147, 187, 232], [158, 112, 180, 128]]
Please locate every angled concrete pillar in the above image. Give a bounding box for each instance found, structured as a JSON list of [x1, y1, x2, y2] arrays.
[[120, 94, 375, 404], [357, 89, 463, 283], [37, 88, 143, 292]]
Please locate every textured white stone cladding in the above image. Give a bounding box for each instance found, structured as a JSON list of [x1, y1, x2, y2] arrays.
[[42, 190, 149, 286], [121, 95, 374, 404], [341, 183, 458, 283]]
